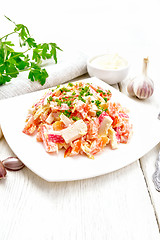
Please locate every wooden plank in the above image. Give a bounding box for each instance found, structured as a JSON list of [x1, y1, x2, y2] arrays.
[[119, 51, 160, 231], [0, 138, 159, 240]]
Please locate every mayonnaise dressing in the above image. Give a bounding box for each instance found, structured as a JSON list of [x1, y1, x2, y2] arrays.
[[90, 53, 128, 70]]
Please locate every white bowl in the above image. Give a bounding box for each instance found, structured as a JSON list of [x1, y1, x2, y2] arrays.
[[87, 53, 129, 85]]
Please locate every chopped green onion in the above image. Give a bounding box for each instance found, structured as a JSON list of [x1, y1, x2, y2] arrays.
[[47, 96, 53, 103], [104, 97, 108, 102], [60, 87, 71, 92], [78, 95, 86, 103], [95, 100, 101, 107], [72, 116, 81, 121], [66, 100, 72, 107], [96, 111, 102, 117], [97, 89, 106, 95], [68, 82, 74, 87], [63, 110, 71, 117], [79, 86, 90, 96], [55, 98, 62, 106]]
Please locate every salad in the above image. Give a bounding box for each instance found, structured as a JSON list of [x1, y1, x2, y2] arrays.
[[22, 81, 132, 159]]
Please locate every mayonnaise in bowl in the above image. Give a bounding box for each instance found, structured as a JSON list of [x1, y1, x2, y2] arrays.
[[90, 53, 128, 70], [87, 53, 129, 84]]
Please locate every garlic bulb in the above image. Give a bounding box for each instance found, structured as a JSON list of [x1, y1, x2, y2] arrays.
[[127, 57, 154, 99]]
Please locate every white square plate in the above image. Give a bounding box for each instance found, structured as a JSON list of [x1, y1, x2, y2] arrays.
[[1, 77, 160, 182]]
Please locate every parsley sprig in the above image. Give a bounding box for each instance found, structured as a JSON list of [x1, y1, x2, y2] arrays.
[[0, 16, 62, 86]]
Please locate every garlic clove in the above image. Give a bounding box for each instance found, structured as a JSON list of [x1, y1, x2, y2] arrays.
[[0, 124, 3, 140], [127, 79, 135, 96], [0, 161, 7, 179], [2, 157, 25, 171]]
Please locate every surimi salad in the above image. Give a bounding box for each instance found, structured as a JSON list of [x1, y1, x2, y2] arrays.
[[22, 81, 133, 159]]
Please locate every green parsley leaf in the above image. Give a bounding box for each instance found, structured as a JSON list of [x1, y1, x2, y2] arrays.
[[26, 37, 36, 48], [50, 43, 62, 64], [5, 63, 19, 78], [28, 67, 48, 85], [0, 74, 11, 85], [0, 16, 62, 86]]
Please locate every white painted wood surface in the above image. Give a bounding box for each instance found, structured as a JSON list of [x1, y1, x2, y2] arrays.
[[0, 136, 160, 240], [1, 71, 160, 239], [1, 0, 160, 239]]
